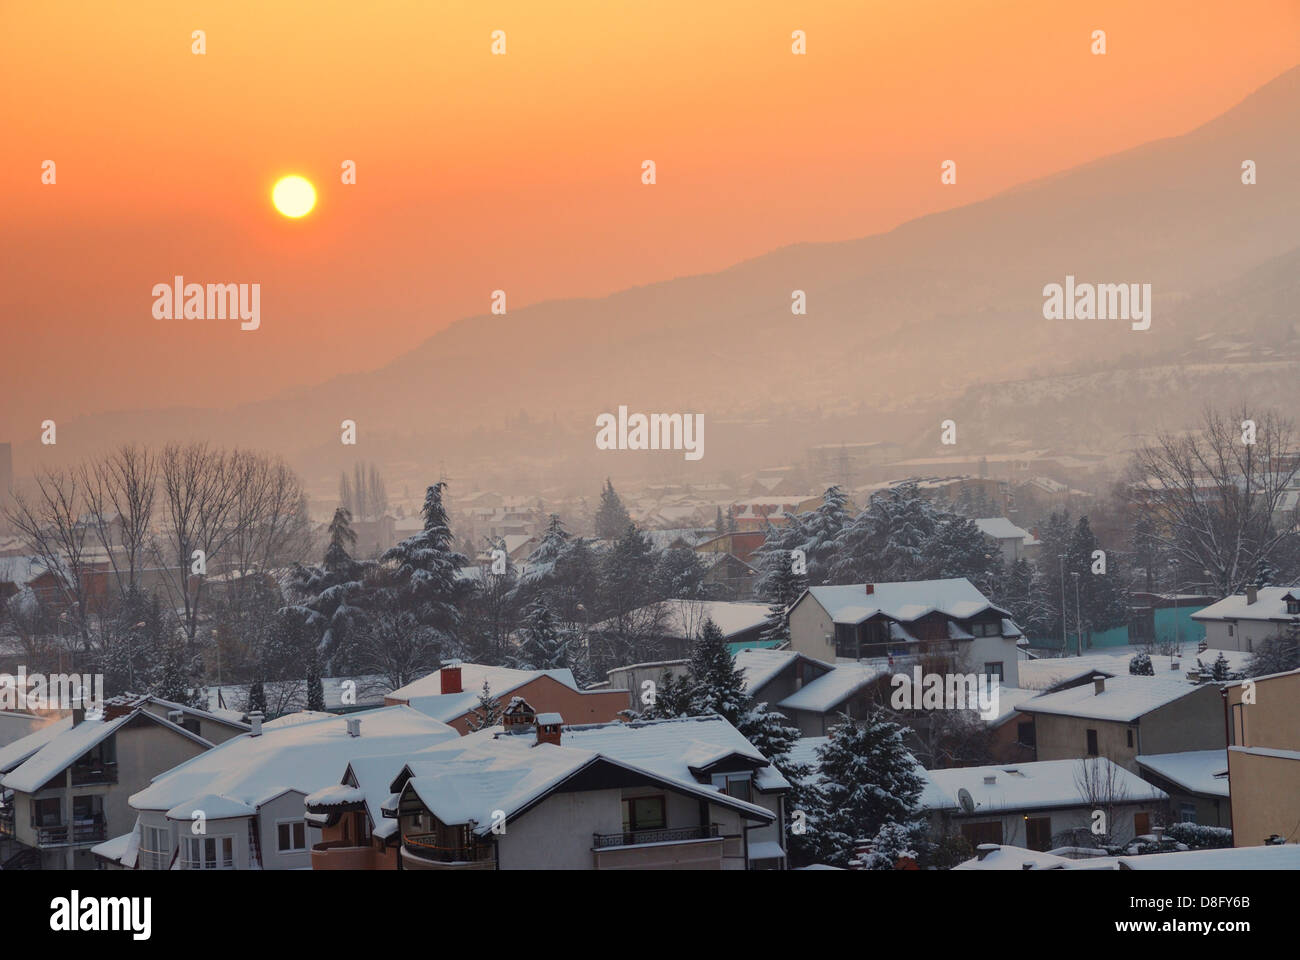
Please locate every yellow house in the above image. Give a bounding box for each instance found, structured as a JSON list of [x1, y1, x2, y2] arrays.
[[1222, 668, 1300, 847]]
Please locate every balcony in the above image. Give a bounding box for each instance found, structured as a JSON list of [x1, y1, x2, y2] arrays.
[[311, 839, 391, 870], [0, 805, 13, 838], [400, 833, 494, 870], [593, 824, 719, 848], [70, 761, 118, 786], [34, 819, 107, 846]]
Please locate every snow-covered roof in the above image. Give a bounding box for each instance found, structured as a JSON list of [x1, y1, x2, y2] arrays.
[[1192, 587, 1300, 623], [953, 844, 1081, 870], [130, 706, 458, 813], [0, 716, 73, 773], [803, 579, 1007, 625], [165, 793, 257, 821], [777, 663, 891, 714], [973, 518, 1031, 541], [1135, 750, 1229, 798], [389, 663, 579, 723], [1015, 675, 1204, 722], [1017, 647, 1247, 691], [733, 648, 831, 695], [535, 712, 563, 725], [303, 783, 367, 808], [92, 819, 141, 869], [920, 759, 1167, 814], [1, 711, 138, 793], [983, 686, 1040, 725], [1116, 845, 1300, 870], [399, 716, 784, 835], [265, 711, 335, 730], [600, 600, 770, 640]]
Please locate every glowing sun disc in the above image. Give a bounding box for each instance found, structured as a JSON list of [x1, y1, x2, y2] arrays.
[[272, 175, 316, 218]]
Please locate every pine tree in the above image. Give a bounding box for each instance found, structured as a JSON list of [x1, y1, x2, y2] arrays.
[[594, 479, 633, 539], [796, 486, 850, 585], [802, 708, 925, 867], [651, 548, 707, 601], [862, 820, 919, 870], [248, 680, 267, 716], [283, 507, 372, 673], [514, 598, 567, 670], [715, 507, 725, 536], [1129, 651, 1155, 676], [754, 524, 807, 645], [306, 659, 325, 712], [465, 680, 502, 732], [1066, 516, 1128, 648], [688, 619, 748, 723], [642, 669, 695, 719], [1210, 651, 1233, 682]]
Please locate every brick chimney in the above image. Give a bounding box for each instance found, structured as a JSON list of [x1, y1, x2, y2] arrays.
[[864, 583, 875, 595], [1093, 677, 1106, 696], [1246, 585, 1258, 605], [440, 662, 463, 695], [535, 713, 563, 746], [103, 697, 138, 721]]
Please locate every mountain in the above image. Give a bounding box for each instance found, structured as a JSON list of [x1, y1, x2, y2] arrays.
[[28, 66, 1300, 480]]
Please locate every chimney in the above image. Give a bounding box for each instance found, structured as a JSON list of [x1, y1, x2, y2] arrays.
[[249, 710, 264, 737], [1093, 677, 1106, 696], [535, 713, 563, 747], [440, 662, 463, 695], [345, 717, 361, 738], [72, 701, 86, 727], [864, 583, 875, 595], [1246, 585, 1258, 605], [103, 696, 138, 722]]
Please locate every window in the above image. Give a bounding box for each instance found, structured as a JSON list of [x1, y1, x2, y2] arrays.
[[984, 662, 1004, 682], [834, 623, 858, 659], [973, 621, 1002, 637], [1287, 599, 1300, 615], [277, 820, 306, 852], [1016, 721, 1036, 748], [1086, 729, 1099, 756], [72, 795, 103, 821], [621, 796, 666, 833], [960, 821, 1003, 846], [1134, 812, 1151, 836], [1025, 817, 1052, 852], [1179, 802, 1197, 824], [713, 774, 752, 803], [1228, 625, 1234, 637], [1126, 728, 1134, 748], [32, 797, 60, 827], [183, 835, 234, 869]]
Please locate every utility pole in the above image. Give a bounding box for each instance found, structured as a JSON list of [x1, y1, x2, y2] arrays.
[[1072, 572, 1083, 656], [1059, 554, 1068, 652]]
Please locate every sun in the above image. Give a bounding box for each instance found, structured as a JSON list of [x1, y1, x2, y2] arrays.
[[272, 175, 317, 218]]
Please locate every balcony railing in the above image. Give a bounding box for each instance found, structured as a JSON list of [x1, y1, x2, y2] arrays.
[[402, 833, 493, 863], [71, 761, 118, 786], [0, 806, 14, 838], [593, 824, 719, 849], [35, 820, 107, 846]]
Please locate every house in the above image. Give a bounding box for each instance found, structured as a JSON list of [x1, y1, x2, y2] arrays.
[[383, 662, 628, 734], [972, 517, 1032, 565], [698, 552, 758, 600], [694, 530, 766, 565], [0, 695, 247, 870], [117, 706, 459, 870], [1135, 750, 1230, 828], [919, 758, 1168, 851], [1192, 585, 1300, 652], [1222, 667, 1300, 847], [390, 713, 790, 870], [1014, 675, 1226, 774], [984, 686, 1042, 764], [787, 578, 1026, 687]]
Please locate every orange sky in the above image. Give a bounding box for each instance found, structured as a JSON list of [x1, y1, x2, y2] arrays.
[[2, 0, 1298, 438]]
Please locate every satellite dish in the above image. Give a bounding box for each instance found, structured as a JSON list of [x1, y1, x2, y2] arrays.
[[958, 788, 976, 814]]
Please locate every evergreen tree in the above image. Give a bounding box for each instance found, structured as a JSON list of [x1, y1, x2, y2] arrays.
[[248, 680, 267, 716], [306, 659, 325, 712], [802, 708, 925, 867], [754, 524, 807, 646], [796, 486, 850, 585], [862, 820, 919, 870], [1066, 516, 1129, 648], [641, 669, 695, 719], [1129, 651, 1155, 676], [519, 515, 570, 588], [1210, 651, 1234, 682], [514, 598, 567, 670], [283, 506, 372, 674], [465, 680, 502, 732], [715, 507, 726, 536], [594, 479, 633, 539], [688, 619, 748, 723], [1245, 618, 1300, 677], [651, 548, 707, 601], [598, 525, 657, 635]]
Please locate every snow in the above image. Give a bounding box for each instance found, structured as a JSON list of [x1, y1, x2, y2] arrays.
[[130, 706, 459, 814], [1015, 675, 1204, 723], [303, 783, 367, 807], [165, 793, 257, 821], [400, 716, 783, 836], [983, 686, 1039, 725], [733, 649, 831, 695], [207, 676, 389, 714], [777, 663, 891, 714], [1229, 744, 1300, 762], [1116, 845, 1300, 870], [1, 711, 133, 793], [973, 518, 1031, 541], [598, 600, 770, 640], [0, 716, 73, 773], [535, 712, 563, 725], [954, 845, 1080, 870], [1135, 750, 1230, 797], [920, 759, 1167, 813], [1020, 648, 1252, 690], [265, 711, 335, 729], [389, 664, 579, 722], [91, 819, 141, 868], [1192, 587, 1300, 623], [806, 578, 1008, 626], [748, 840, 786, 860]]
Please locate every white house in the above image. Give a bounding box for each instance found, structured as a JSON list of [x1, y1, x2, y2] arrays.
[[1191, 585, 1300, 652]]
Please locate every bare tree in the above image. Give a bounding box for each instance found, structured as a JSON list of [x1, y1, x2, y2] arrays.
[[81, 444, 157, 600], [2, 469, 97, 653], [1128, 406, 1300, 596], [1073, 756, 1133, 846]]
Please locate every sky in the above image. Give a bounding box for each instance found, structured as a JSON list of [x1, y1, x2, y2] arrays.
[[2, 0, 1298, 439]]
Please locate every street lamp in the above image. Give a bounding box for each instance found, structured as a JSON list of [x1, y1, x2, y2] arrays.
[[1071, 572, 1082, 656], [1058, 554, 1068, 652]]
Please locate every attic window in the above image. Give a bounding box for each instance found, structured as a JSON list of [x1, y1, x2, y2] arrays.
[[1287, 598, 1300, 615]]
